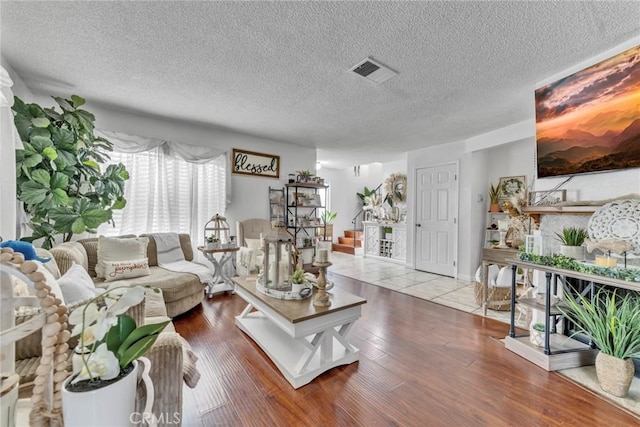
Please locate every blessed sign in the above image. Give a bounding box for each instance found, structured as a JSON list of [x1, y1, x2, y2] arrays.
[[232, 149, 280, 178]]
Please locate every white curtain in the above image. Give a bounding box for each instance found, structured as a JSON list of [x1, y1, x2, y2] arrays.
[[97, 131, 228, 251], [0, 65, 23, 241]]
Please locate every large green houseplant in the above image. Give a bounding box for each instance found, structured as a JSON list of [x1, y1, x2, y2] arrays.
[[13, 95, 129, 249], [558, 288, 640, 397]]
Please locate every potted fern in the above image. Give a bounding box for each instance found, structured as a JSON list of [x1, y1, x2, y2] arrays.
[[555, 227, 587, 260], [557, 288, 640, 397], [488, 183, 502, 212]]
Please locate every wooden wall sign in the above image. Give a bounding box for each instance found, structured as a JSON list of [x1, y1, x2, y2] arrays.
[[232, 148, 280, 178]]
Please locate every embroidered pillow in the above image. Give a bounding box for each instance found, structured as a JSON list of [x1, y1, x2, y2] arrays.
[[103, 258, 151, 282], [96, 236, 149, 278]]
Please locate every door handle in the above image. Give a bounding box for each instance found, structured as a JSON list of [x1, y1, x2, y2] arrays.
[[416, 223, 421, 227]]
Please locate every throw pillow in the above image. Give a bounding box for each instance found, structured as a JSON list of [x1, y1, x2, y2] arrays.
[[58, 263, 102, 304], [245, 238, 261, 250], [103, 258, 151, 282], [96, 236, 149, 278]]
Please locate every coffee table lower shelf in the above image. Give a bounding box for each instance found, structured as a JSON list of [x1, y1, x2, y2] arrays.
[[236, 312, 360, 388]]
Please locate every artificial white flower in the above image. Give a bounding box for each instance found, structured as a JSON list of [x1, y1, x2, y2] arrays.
[[69, 302, 99, 327], [71, 343, 120, 384], [104, 285, 145, 316], [78, 311, 117, 348], [364, 194, 381, 207]]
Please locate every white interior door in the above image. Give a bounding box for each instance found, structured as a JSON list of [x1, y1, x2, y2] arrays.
[[414, 163, 458, 276]]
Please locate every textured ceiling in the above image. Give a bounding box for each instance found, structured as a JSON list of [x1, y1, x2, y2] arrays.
[[2, 1, 640, 169]]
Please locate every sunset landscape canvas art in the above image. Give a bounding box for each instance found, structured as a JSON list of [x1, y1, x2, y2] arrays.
[[535, 45, 640, 178]]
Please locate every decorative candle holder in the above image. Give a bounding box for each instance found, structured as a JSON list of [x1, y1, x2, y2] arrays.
[[496, 219, 510, 248], [312, 261, 332, 307]]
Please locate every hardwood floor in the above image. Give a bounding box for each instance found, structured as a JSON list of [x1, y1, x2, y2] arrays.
[[174, 273, 638, 426]]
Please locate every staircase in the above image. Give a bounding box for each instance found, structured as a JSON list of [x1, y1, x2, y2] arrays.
[[332, 230, 363, 255]]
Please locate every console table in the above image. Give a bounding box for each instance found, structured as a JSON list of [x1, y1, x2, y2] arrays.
[[232, 276, 366, 388], [501, 260, 640, 371]]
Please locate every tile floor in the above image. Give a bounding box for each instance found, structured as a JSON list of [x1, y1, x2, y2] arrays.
[[329, 251, 531, 328]]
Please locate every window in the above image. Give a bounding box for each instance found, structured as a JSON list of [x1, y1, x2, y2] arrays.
[[99, 146, 226, 245]]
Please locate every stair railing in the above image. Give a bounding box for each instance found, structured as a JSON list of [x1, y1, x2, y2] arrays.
[[351, 209, 365, 248]]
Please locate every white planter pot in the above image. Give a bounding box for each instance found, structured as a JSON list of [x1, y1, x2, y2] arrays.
[[529, 324, 545, 347], [62, 358, 154, 427], [291, 282, 307, 294], [560, 245, 585, 260], [385, 233, 393, 240], [206, 242, 219, 250]]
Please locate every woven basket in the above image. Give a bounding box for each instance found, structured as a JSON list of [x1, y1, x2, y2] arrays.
[[473, 281, 512, 311]]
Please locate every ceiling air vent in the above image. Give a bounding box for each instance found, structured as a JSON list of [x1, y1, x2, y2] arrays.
[[350, 57, 397, 84]]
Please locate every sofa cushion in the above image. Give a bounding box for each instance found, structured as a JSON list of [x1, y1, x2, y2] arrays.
[[141, 233, 194, 266], [96, 236, 149, 278], [94, 267, 202, 305], [50, 241, 89, 276], [79, 238, 99, 278]]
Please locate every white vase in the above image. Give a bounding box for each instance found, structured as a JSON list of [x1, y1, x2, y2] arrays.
[[62, 357, 154, 427], [560, 245, 585, 260], [291, 282, 307, 294]]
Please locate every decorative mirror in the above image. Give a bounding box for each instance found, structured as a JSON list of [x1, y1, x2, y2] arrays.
[[384, 173, 407, 204]]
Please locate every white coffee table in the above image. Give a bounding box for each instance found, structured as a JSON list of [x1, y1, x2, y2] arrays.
[[232, 276, 366, 388]]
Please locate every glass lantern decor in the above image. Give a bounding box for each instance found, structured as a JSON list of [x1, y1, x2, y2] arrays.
[[203, 214, 231, 248], [257, 237, 311, 300], [525, 231, 552, 256]]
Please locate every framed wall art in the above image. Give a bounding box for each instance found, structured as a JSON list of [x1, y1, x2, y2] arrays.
[[498, 175, 526, 205], [232, 148, 280, 178]]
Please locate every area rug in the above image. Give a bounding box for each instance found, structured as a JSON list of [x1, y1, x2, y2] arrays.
[[559, 366, 640, 419]]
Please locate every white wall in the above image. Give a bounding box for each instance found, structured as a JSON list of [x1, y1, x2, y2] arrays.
[[1, 58, 34, 241], [13, 85, 316, 239], [92, 105, 317, 232], [321, 160, 407, 243], [322, 163, 382, 242]]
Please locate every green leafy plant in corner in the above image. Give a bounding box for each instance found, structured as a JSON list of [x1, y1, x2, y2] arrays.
[[555, 227, 588, 246], [557, 288, 640, 359], [488, 183, 502, 204], [13, 95, 129, 249]]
